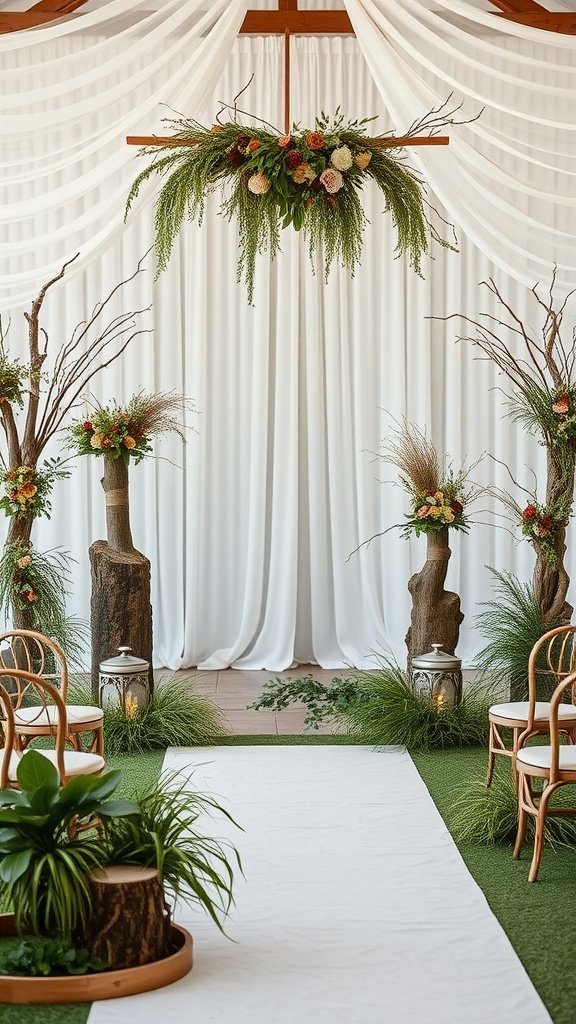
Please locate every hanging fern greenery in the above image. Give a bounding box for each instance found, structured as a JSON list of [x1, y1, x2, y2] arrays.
[[126, 106, 458, 304]]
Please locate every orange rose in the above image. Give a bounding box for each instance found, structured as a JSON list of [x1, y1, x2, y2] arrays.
[[278, 135, 291, 148], [19, 482, 37, 500], [123, 436, 136, 449], [246, 139, 261, 153], [355, 151, 372, 170], [25, 589, 37, 603], [305, 131, 325, 150]]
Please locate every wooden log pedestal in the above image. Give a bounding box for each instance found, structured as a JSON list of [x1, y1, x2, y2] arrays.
[[0, 910, 192, 1004], [89, 540, 154, 701], [89, 453, 154, 701], [84, 865, 172, 969]]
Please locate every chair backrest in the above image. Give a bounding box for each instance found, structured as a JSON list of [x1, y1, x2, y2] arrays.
[[0, 668, 67, 783], [0, 630, 69, 709], [526, 624, 576, 728], [0, 682, 15, 790]]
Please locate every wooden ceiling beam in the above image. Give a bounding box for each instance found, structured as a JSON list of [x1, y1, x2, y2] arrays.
[[29, 0, 89, 12], [487, 0, 546, 12], [239, 11, 354, 35], [487, 0, 576, 33], [493, 11, 576, 31], [0, 0, 88, 33]]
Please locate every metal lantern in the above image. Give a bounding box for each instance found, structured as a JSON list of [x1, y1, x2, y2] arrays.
[[98, 646, 150, 714], [411, 644, 463, 708]]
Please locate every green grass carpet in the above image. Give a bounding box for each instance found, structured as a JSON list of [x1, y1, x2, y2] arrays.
[[2, 739, 575, 1023]]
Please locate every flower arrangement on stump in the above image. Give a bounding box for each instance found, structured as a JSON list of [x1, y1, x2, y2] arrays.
[[376, 419, 482, 673], [126, 105, 459, 303], [68, 391, 192, 699]]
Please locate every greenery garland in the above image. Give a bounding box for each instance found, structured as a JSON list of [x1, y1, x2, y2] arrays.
[[126, 108, 457, 303]]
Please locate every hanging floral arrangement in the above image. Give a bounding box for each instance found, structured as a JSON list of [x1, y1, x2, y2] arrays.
[[126, 106, 458, 304]]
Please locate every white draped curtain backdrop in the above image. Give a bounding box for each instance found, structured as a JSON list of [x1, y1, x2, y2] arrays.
[[0, 0, 575, 669]]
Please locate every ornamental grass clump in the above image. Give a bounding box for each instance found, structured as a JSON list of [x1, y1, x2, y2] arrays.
[[474, 568, 554, 699], [126, 104, 459, 303], [450, 768, 576, 848], [344, 663, 492, 751], [68, 676, 227, 755]]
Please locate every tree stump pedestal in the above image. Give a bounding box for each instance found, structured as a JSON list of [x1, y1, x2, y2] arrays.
[[89, 541, 154, 700], [84, 866, 172, 969]]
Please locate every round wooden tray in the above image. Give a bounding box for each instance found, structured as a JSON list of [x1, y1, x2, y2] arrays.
[[0, 914, 193, 1004]]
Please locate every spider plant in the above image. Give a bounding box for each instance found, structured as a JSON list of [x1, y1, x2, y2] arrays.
[[104, 770, 242, 933]]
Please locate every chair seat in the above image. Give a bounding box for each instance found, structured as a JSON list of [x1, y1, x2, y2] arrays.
[[9, 748, 105, 781], [489, 701, 576, 723], [517, 745, 576, 772], [14, 704, 103, 728]]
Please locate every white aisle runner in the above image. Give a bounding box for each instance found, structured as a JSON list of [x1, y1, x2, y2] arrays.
[[88, 745, 550, 1024]]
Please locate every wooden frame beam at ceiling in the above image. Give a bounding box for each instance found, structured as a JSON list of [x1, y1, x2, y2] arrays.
[[0, 1, 574, 36], [0, 0, 87, 33]]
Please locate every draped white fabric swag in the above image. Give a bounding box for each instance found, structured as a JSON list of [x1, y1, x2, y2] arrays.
[[0, 4, 575, 669]]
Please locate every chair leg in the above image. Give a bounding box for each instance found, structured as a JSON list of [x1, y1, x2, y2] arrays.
[[513, 783, 528, 861], [486, 746, 496, 789], [528, 784, 555, 883], [511, 727, 526, 790], [91, 726, 104, 757]]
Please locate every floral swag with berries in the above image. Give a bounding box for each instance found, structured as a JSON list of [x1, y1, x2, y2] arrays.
[[520, 497, 571, 569], [550, 386, 576, 445], [0, 460, 69, 521], [125, 102, 462, 304]]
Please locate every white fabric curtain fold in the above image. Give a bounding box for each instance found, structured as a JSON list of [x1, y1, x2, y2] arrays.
[[344, 0, 576, 290], [0, 0, 249, 308], [1, 7, 575, 670]]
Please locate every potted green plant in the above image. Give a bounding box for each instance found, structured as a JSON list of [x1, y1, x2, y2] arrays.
[[0, 750, 241, 1003]]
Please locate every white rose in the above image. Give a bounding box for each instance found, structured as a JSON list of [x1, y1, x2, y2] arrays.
[[330, 145, 353, 172]]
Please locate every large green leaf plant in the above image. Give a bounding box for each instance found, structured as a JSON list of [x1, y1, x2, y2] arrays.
[[0, 751, 137, 937]]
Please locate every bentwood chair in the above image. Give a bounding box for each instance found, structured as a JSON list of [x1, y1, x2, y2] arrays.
[[514, 668, 576, 881], [486, 624, 576, 787], [0, 629, 103, 755], [0, 671, 105, 785]]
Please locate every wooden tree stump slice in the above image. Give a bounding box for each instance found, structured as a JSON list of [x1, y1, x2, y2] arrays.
[[89, 539, 154, 700], [83, 866, 172, 969]]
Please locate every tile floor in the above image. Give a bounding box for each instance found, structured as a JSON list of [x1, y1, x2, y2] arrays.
[[157, 666, 355, 736], [158, 665, 483, 736]]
